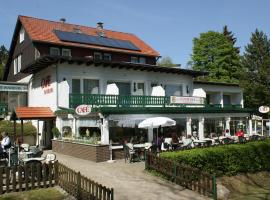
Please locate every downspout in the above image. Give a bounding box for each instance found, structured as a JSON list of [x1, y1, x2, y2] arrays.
[[55, 63, 59, 108]]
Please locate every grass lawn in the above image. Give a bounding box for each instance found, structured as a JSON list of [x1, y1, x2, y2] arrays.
[[0, 187, 66, 200], [220, 171, 270, 200]]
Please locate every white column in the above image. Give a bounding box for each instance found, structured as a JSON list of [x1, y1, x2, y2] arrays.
[[220, 92, 223, 107], [249, 119, 253, 135], [240, 92, 244, 108], [101, 118, 109, 144], [148, 128, 153, 142], [72, 117, 77, 138], [198, 117, 204, 139], [225, 117, 230, 133], [186, 117, 192, 136]]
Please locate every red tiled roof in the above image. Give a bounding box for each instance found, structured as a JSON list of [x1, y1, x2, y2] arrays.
[[15, 107, 55, 119], [19, 16, 159, 57]]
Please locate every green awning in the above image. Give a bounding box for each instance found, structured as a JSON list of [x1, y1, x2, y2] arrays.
[[54, 108, 75, 116]]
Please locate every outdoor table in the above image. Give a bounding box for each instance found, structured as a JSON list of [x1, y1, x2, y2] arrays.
[[193, 139, 207, 147], [22, 157, 45, 164]]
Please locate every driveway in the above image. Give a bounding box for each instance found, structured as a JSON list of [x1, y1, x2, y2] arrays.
[[52, 152, 209, 200]]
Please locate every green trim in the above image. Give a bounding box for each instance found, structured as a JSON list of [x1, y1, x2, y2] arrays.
[[0, 102, 8, 115], [54, 108, 75, 116], [95, 107, 253, 115]]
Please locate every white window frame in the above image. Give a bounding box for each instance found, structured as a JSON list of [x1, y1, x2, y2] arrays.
[[139, 57, 146, 64], [94, 52, 102, 60], [35, 48, 40, 60], [13, 58, 18, 75], [131, 56, 139, 63], [19, 27, 25, 43], [50, 47, 60, 56], [103, 53, 112, 61], [62, 48, 71, 57], [17, 55, 21, 73]]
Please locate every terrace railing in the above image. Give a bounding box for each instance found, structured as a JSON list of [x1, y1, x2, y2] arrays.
[[145, 153, 217, 199], [0, 102, 8, 115], [69, 93, 205, 108]]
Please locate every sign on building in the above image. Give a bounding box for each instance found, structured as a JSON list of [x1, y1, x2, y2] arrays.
[[0, 84, 27, 92], [75, 105, 91, 116], [259, 106, 270, 113], [170, 96, 205, 105]]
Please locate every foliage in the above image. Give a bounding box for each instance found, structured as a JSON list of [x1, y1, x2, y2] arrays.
[[0, 120, 36, 136], [241, 29, 270, 108], [52, 126, 61, 138], [0, 188, 66, 200], [0, 45, 8, 81], [157, 56, 179, 68], [161, 139, 270, 176], [190, 31, 241, 83], [223, 25, 240, 53]]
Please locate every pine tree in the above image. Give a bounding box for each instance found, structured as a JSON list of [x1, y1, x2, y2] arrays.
[[241, 29, 270, 108], [190, 31, 241, 83], [0, 45, 8, 80], [223, 25, 240, 53]]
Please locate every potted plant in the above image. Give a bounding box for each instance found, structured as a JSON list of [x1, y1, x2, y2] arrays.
[[52, 126, 61, 139]]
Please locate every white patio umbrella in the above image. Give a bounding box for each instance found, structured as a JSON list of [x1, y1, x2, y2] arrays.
[[151, 86, 165, 96], [138, 117, 176, 151]]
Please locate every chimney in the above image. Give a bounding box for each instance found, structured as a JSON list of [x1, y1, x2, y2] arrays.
[[97, 22, 103, 30], [96, 22, 105, 37], [60, 18, 66, 23]]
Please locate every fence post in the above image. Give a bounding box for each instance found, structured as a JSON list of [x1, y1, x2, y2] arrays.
[[111, 188, 114, 200], [173, 162, 177, 183], [212, 175, 217, 200], [145, 151, 148, 169], [77, 172, 81, 200], [55, 161, 59, 185]]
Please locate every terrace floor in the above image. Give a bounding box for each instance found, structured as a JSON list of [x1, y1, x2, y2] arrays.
[[51, 151, 210, 200]]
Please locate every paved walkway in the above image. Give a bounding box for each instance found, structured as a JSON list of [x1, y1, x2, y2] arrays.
[[53, 152, 210, 200]]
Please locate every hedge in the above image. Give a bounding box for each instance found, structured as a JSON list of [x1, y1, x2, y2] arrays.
[[0, 120, 37, 136], [161, 139, 270, 176]]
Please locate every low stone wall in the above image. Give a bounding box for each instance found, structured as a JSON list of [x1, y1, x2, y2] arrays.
[[112, 148, 125, 160], [52, 140, 110, 162]]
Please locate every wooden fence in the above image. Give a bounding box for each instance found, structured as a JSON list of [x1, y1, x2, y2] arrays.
[[0, 161, 57, 194], [145, 153, 217, 200], [57, 162, 113, 200], [0, 161, 114, 200]]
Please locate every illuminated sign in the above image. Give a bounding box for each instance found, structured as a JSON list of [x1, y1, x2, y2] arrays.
[[75, 105, 91, 116], [259, 106, 270, 113]]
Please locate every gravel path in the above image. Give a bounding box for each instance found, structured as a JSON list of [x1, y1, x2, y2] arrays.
[[52, 152, 209, 200]]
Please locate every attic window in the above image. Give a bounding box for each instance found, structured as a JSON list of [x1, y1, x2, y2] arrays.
[[19, 27, 25, 43]]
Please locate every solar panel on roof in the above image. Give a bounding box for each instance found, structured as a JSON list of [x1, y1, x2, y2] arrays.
[[54, 30, 141, 51]]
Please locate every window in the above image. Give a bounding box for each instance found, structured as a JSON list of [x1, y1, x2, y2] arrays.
[[62, 49, 71, 57], [186, 85, 190, 95], [50, 47, 60, 56], [223, 95, 231, 105], [72, 79, 81, 93], [139, 57, 146, 64], [133, 82, 144, 95], [94, 52, 102, 60], [83, 79, 99, 94], [19, 27, 25, 43], [165, 84, 183, 96], [131, 56, 138, 63], [35, 48, 40, 60], [103, 53, 112, 61], [13, 55, 22, 75], [108, 81, 131, 95]]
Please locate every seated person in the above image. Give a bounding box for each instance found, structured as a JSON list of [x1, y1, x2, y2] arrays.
[[224, 129, 232, 138], [235, 129, 244, 137], [182, 135, 194, 148], [1, 132, 11, 151]]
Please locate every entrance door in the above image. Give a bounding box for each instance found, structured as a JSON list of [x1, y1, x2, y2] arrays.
[[42, 120, 54, 149]]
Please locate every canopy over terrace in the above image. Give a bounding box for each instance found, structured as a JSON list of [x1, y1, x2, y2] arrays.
[[12, 107, 55, 144]]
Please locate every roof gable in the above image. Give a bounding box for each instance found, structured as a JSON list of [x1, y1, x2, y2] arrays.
[[19, 15, 159, 57]]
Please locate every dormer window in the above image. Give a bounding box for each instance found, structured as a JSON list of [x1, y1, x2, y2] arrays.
[[131, 56, 139, 63], [19, 27, 25, 43], [62, 49, 71, 57], [13, 55, 22, 75], [104, 53, 112, 61], [50, 47, 60, 56], [94, 52, 102, 61]]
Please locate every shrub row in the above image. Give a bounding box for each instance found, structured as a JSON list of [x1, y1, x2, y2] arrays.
[[161, 139, 270, 176], [0, 120, 37, 136]]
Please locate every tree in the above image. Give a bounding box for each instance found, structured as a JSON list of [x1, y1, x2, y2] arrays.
[[0, 45, 8, 80], [241, 29, 270, 108], [157, 56, 179, 68], [223, 25, 240, 53], [190, 31, 241, 83]]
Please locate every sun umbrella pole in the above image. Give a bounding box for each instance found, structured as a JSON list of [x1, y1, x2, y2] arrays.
[[156, 127, 158, 153]]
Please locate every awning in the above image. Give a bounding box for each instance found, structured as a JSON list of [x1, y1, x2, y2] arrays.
[[14, 107, 55, 120]]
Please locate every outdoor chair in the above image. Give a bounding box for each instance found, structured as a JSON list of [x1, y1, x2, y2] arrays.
[[124, 143, 140, 163], [238, 136, 246, 144], [222, 137, 233, 144], [44, 153, 56, 164]]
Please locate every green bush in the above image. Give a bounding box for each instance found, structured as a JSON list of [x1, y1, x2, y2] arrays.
[[0, 120, 36, 136], [52, 126, 60, 138], [161, 139, 270, 176]]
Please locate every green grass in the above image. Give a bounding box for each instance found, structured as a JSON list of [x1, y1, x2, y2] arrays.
[[0, 188, 66, 200], [220, 172, 270, 200]]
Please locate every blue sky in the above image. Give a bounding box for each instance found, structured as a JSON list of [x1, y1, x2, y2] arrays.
[[1, 0, 270, 67]]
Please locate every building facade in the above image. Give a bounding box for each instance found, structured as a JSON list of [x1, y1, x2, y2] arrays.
[[3, 16, 253, 152]]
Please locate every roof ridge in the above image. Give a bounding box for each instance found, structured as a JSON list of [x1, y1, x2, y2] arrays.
[[19, 15, 136, 37]]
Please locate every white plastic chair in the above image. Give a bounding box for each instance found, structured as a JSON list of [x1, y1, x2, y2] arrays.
[[45, 153, 56, 164]]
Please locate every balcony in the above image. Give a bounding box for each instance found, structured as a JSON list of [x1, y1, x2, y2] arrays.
[[69, 94, 206, 109]]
